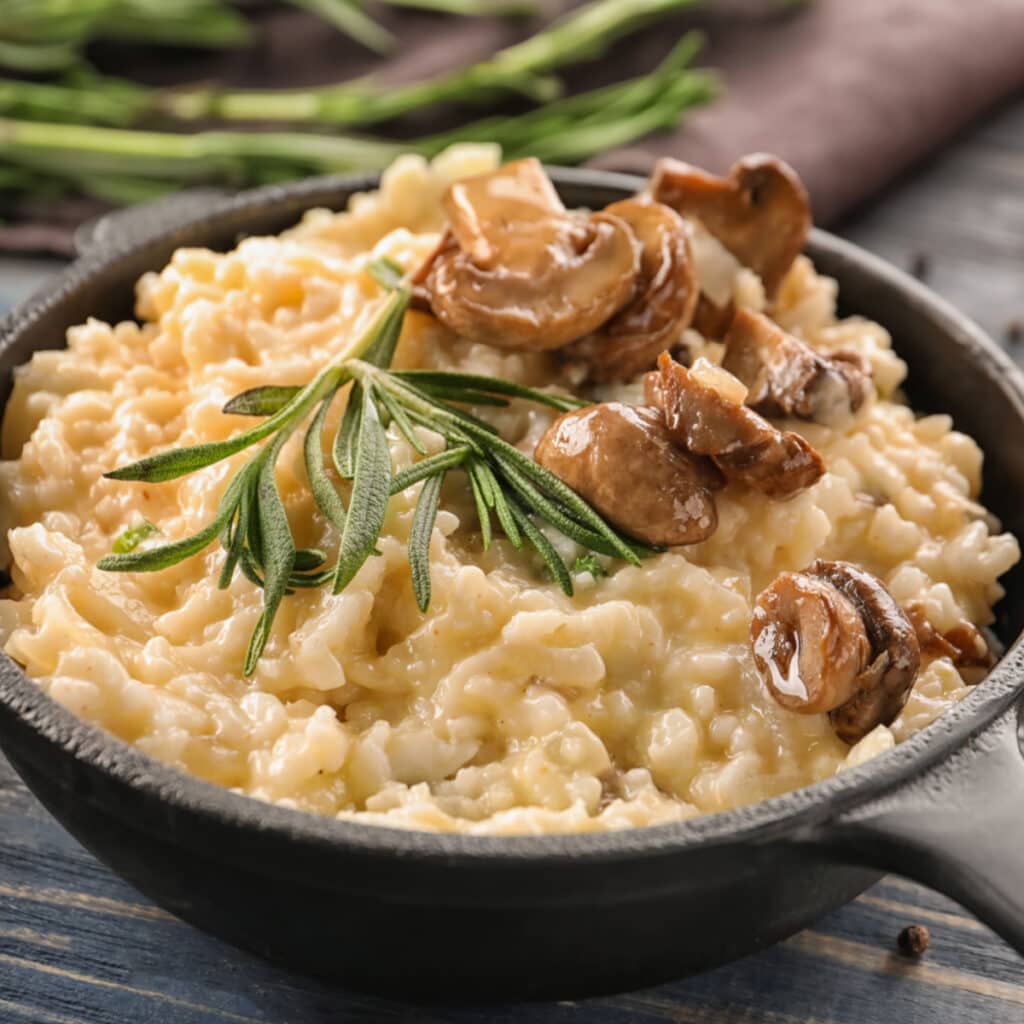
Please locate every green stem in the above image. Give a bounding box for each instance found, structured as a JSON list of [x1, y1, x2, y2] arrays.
[[163, 0, 703, 125]]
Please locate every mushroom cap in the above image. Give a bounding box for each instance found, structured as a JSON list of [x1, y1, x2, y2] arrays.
[[751, 571, 872, 713], [560, 197, 698, 382], [534, 402, 721, 547], [650, 153, 811, 297], [424, 159, 640, 351], [751, 560, 922, 743], [722, 308, 871, 425], [904, 601, 993, 674], [645, 351, 825, 498], [811, 560, 921, 743]]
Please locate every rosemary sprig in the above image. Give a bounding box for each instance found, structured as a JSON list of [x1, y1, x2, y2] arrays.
[[97, 284, 644, 675]]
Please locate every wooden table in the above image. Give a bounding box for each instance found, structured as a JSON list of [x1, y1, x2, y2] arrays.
[[1, 97, 1022, 1021]]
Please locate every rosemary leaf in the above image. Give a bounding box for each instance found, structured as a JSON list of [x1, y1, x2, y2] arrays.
[[469, 457, 496, 509], [332, 387, 392, 593], [402, 384, 511, 408], [243, 433, 298, 675], [491, 449, 631, 558], [98, 468, 247, 572], [573, 553, 608, 578], [293, 548, 328, 571], [111, 518, 158, 554], [333, 383, 364, 481], [304, 394, 348, 532], [390, 446, 470, 494], [223, 385, 302, 417], [461, 420, 641, 565], [408, 471, 444, 612], [506, 497, 573, 597], [478, 461, 521, 548], [218, 462, 258, 588], [361, 285, 412, 369], [466, 461, 492, 550], [376, 388, 428, 455], [366, 256, 405, 291], [107, 365, 341, 482], [288, 0, 396, 54], [393, 371, 588, 412]]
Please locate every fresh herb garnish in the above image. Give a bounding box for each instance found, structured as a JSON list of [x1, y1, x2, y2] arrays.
[[573, 554, 609, 578], [98, 284, 644, 675], [111, 519, 159, 554]]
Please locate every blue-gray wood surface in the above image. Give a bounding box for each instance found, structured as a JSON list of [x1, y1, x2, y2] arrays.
[[0, 96, 1022, 1022]]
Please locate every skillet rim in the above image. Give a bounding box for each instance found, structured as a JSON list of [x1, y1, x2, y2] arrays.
[[1, 165, 1023, 864]]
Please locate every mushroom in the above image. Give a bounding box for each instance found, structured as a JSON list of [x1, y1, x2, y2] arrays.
[[650, 154, 811, 298], [422, 158, 639, 351], [534, 402, 723, 547], [560, 197, 698, 382], [904, 601, 994, 676], [645, 351, 825, 498], [751, 560, 921, 744], [722, 308, 872, 425]]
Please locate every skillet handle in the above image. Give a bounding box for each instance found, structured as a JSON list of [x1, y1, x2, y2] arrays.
[[816, 695, 1024, 951]]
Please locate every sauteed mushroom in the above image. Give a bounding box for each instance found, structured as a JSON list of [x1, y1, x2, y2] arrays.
[[645, 352, 825, 498], [534, 403, 722, 547], [722, 309, 872, 425], [751, 560, 921, 744], [423, 159, 639, 350], [650, 154, 811, 297], [561, 197, 698, 382], [905, 602, 994, 675]]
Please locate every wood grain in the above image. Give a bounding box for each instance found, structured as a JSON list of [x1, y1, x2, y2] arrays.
[[0, 95, 1022, 1022]]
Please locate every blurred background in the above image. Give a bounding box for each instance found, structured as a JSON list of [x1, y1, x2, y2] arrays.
[[0, 1, 1023, 1021], [0, 0, 1021, 250]]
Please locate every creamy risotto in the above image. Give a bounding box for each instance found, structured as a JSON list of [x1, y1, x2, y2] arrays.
[[0, 145, 1017, 834]]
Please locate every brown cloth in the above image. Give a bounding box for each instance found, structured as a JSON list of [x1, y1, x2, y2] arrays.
[[4, 0, 1024, 255]]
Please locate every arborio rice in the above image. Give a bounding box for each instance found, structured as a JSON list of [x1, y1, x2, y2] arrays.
[[0, 146, 1017, 834]]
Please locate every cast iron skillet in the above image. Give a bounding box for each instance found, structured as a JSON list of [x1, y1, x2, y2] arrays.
[[0, 169, 1023, 999]]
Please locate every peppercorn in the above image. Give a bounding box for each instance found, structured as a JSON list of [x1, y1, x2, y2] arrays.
[[897, 924, 930, 957]]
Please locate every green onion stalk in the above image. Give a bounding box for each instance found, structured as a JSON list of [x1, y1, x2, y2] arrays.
[[0, 0, 705, 130], [0, 36, 716, 205], [165, 0, 703, 124]]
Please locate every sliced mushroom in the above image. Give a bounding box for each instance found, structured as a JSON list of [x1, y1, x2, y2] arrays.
[[751, 572, 872, 714], [722, 308, 872, 425], [534, 402, 722, 547], [751, 560, 921, 743], [423, 159, 639, 350], [692, 296, 736, 341], [650, 154, 811, 297], [904, 601, 994, 675], [645, 352, 825, 498], [560, 198, 698, 382]]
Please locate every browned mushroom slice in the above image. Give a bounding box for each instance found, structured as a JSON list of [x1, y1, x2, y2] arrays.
[[904, 602, 994, 674], [814, 561, 922, 743], [751, 572, 873, 713], [650, 154, 811, 297], [751, 560, 921, 744], [691, 296, 735, 341], [722, 308, 872, 425], [560, 198, 698, 382], [408, 230, 451, 311], [534, 403, 722, 547], [645, 351, 825, 498], [424, 159, 639, 350]]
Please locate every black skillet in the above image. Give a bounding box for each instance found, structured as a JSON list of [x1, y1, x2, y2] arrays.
[[0, 169, 1023, 999]]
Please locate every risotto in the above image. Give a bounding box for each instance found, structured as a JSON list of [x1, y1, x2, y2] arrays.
[[0, 145, 1017, 834]]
